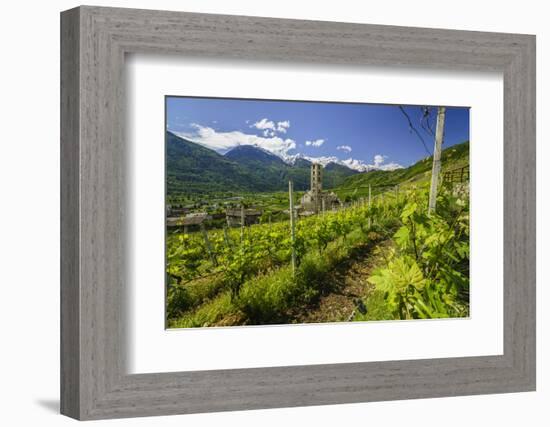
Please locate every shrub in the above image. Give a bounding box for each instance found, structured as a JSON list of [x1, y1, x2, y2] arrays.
[[168, 291, 235, 328], [364, 188, 469, 320]]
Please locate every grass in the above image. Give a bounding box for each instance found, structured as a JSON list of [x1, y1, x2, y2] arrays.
[[169, 291, 237, 328], [167, 186, 468, 327], [353, 290, 394, 321], [167, 273, 228, 320], [167, 142, 470, 328], [168, 217, 396, 328]]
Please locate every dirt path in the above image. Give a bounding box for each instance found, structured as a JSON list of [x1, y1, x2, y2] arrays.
[[290, 239, 391, 324]]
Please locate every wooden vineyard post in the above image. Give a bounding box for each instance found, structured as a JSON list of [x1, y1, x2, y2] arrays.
[[223, 226, 232, 248], [200, 222, 217, 266], [240, 203, 245, 242], [368, 184, 372, 228], [428, 106, 446, 214], [288, 180, 296, 276]]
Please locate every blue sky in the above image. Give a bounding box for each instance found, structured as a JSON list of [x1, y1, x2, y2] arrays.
[[166, 96, 470, 171]]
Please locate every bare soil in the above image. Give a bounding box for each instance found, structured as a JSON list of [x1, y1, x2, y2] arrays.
[[290, 239, 391, 324]]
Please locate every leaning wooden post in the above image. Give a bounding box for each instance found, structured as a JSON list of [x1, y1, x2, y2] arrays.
[[380, 192, 385, 222], [240, 203, 245, 242], [288, 180, 296, 276], [368, 185, 372, 206], [428, 107, 446, 214], [223, 226, 232, 248], [201, 222, 217, 266], [368, 184, 372, 228]]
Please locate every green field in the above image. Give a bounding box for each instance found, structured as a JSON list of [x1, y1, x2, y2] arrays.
[[166, 142, 470, 327]]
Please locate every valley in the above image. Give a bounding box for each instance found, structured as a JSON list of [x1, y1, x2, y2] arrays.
[[165, 131, 470, 327]]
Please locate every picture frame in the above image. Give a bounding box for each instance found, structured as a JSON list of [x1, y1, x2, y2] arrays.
[[60, 5, 536, 420]]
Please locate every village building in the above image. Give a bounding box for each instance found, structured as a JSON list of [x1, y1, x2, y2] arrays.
[[166, 212, 211, 232], [166, 204, 193, 217], [225, 208, 263, 227], [299, 163, 341, 214]]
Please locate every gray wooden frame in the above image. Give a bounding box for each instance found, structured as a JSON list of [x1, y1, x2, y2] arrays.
[[60, 5, 536, 420]]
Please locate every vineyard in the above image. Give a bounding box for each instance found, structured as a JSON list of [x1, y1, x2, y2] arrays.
[[166, 179, 470, 327]]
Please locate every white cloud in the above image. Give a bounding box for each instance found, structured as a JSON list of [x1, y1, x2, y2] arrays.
[[340, 158, 368, 171], [337, 145, 352, 153], [340, 154, 403, 172], [305, 139, 326, 147], [303, 155, 338, 165], [174, 124, 402, 172], [276, 120, 290, 133], [251, 118, 275, 130], [373, 154, 386, 167], [175, 124, 296, 160], [251, 118, 290, 134], [285, 153, 402, 172]]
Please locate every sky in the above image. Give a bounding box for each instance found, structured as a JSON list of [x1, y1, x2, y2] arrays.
[[166, 96, 470, 172]]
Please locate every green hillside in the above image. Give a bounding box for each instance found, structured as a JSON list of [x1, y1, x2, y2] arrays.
[[167, 130, 468, 199], [166, 131, 260, 194], [224, 145, 312, 190], [335, 141, 469, 199], [166, 131, 357, 195], [323, 162, 361, 188]]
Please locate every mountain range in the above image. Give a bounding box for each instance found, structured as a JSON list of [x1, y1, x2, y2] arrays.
[[167, 131, 470, 196], [166, 131, 358, 194]]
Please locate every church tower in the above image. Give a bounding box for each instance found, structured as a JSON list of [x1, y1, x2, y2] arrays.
[[310, 163, 323, 213]]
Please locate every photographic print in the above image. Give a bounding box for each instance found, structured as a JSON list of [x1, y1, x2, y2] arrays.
[[165, 97, 470, 328]]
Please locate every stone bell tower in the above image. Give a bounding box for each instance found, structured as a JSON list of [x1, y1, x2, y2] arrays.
[[310, 163, 323, 213]]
